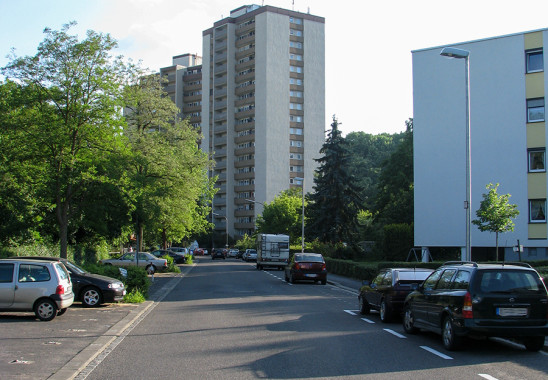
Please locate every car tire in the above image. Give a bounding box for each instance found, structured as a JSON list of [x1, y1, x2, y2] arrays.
[[359, 295, 371, 315], [402, 305, 418, 334], [442, 316, 462, 351], [57, 308, 68, 316], [523, 336, 545, 352], [82, 286, 103, 307], [35, 299, 57, 321], [379, 300, 391, 323]]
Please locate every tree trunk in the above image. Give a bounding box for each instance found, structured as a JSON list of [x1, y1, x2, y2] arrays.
[[56, 199, 70, 259], [162, 229, 167, 249], [495, 231, 499, 261]]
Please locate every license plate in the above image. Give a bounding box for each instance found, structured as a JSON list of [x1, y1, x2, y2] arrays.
[[305, 274, 317, 278], [496, 307, 528, 317]]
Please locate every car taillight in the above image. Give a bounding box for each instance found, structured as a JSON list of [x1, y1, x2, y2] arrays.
[[321, 263, 326, 271], [463, 292, 473, 319], [55, 285, 65, 295], [294, 263, 300, 270]]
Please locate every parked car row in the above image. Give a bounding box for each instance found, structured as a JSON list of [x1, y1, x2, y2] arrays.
[[359, 261, 548, 352]]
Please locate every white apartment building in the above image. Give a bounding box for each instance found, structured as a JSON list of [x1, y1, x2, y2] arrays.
[[413, 29, 548, 261], [160, 5, 325, 239]]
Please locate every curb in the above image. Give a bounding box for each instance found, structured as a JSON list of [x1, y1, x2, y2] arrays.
[[48, 265, 195, 380]]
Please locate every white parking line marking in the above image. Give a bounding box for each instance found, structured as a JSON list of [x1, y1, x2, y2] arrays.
[[420, 346, 453, 360], [361, 318, 375, 324], [383, 329, 406, 338], [478, 374, 499, 380], [344, 310, 357, 316]]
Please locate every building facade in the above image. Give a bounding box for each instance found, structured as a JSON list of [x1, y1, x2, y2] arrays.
[[161, 5, 325, 240], [413, 29, 548, 261]]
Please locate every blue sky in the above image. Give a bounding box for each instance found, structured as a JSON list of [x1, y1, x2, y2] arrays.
[[2, 0, 548, 135]]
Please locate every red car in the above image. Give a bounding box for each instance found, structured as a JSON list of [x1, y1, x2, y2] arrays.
[[284, 253, 327, 285], [194, 248, 205, 256]]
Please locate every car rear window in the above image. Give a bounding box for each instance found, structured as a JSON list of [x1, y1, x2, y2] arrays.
[[295, 254, 324, 262], [19, 264, 51, 282], [54, 263, 70, 281], [476, 270, 545, 294], [398, 271, 432, 281]]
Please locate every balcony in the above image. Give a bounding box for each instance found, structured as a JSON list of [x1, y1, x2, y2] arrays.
[[234, 222, 255, 230], [234, 172, 255, 180], [234, 133, 255, 144], [214, 112, 227, 121], [214, 124, 227, 134], [214, 51, 227, 63], [235, 46, 255, 60], [235, 108, 255, 119], [213, 197, 226, 206], [214, 40, 227, 51], [214, 87, 227, 99], [235, 84, 255, 96], [234, 120, 255, 131], [214, 99, 227, 110], [214, 136, 227, 147], [214, 63, 227, 75], [234, 146, 254, 156], [234, 184, 254, 192], [235, 209, 255, 217], [213, 147, 227, 158], [214, 75, 227, 86], [234, 159, 255, 168]]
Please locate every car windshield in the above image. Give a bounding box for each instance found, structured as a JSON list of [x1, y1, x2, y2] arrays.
[[476, 270, 545, 294], [63, 261, 86, 275], [398, 271, 432, 281]]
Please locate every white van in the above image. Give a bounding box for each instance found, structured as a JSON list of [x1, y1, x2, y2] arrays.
[[256, 234, 290, 270], [0, 259, 74, 321]]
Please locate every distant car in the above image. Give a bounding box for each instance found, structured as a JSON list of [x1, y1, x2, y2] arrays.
[[227, 249, 239, 258], [150, 249, 187, 264], [193, 248, 204, 256], [243, 249, 257, 262], [170, 247, 190, 256], [100, 252, 168, 273], [284, 253, 327, 285], [358, 268, 433, 322], [11, 256, 126, 307], [211, 249, 226, 260], [0, 258, 74, 321], [403, 261, 548, 351]]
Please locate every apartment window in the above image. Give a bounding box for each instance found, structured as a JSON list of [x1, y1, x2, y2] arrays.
[[290, 115, 303, 122], [526, 49, 543, 73], [290, 54, 303, 61], [290, 29, 303, 37], [290, 41, 303, 49], [290, 140, 302, 148], [289, 17, 303, 25], [290, 90, 303, 98], [290, 153, 303, 160], [290, 165, 303, 172], [290, 78, 303, 86], [528, 148, 546, 172], [290, 127, 303, 135], [527, 98, 544, 122], [530, 199, 546, 223], [290, 66, 303, 73], [290, 103, 303, 110]]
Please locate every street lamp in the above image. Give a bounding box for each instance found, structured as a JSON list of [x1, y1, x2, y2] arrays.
[[294, 177, 305, 253], [212, 212, 229, 248], [440, 47, 471, 262]]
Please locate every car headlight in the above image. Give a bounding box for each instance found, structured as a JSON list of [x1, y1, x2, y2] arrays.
[[108, 282, 124, 289]]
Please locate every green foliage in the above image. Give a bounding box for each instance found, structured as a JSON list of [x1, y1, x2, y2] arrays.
[[256, 189, 303, 243], [1, 23, 130, 258], [307, 116, 363, 243], [185, 254, 193, 265], [308, 239, 357, 260], [472, 183, 519, 261], [124, 266, 150, 298], [235, 234, 255, 250], [124, 288, 146, 303], [162, 255, 181, 273], [380, 223, 414, 261], [374, 119, 414, 226]]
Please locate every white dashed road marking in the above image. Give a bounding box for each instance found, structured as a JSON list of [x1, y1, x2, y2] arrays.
[[360, 317, 375, 324], [420, 346, 453, 360], [383, 328, 406, 339], [344, 310, 357, 316], [478, 374, 499, 380]]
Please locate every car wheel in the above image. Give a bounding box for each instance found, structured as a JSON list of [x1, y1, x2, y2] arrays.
[[359, 295, 371, 315], [523, 336, 545, 352], [379, 300, 391, 323], [57, 308, 68, 316], [82, 287, 103, 307], [35, 299, 57, 321], [402, 305, 418, 334], [442, 316, 462, 351]]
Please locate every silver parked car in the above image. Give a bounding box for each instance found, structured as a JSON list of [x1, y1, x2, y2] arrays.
[[0, 259, 74, 321], [100, 252, 168, 272]]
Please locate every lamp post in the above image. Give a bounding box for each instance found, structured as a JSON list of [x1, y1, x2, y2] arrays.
[[212, 212, 228, 248], [440, 47, 471, 262], [294, 177, 305, 253]]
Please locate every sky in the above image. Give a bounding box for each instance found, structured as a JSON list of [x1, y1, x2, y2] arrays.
[[1, 0, 548, 136]]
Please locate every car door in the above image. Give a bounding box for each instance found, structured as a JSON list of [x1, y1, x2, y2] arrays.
[[14, 263, 50, 308], [411, 269, 443, 326], [0, 263, 15, 307], [366, 271, 387, 308], [426, 269, 457, 326]]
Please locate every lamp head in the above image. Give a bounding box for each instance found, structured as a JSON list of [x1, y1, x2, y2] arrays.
[[440, 47, 469, 59]]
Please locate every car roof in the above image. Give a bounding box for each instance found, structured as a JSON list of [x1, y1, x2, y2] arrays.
[[440, 261, 535, 271], [1, 258, 58, 265], [9, 256, 65, 262]]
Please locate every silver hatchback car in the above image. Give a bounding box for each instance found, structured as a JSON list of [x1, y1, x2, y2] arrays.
[[0, 259, 74, 321]]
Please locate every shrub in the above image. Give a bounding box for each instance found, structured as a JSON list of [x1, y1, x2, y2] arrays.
[[162, 255, 181, 273], [380, 223, 413, 261], [124, 288, 146, 303], [185, 254, 193, 265]]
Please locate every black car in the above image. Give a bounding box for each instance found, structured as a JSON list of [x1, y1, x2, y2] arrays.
[[403, 261, 548, 351], [358, 268, 433, 322], [12, 256, 126, 307], [150, 249, 187, 264], [211, 249, 226, 260]]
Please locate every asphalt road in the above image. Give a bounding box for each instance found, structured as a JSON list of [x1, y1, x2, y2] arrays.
[[2, 259, 548, 379]]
